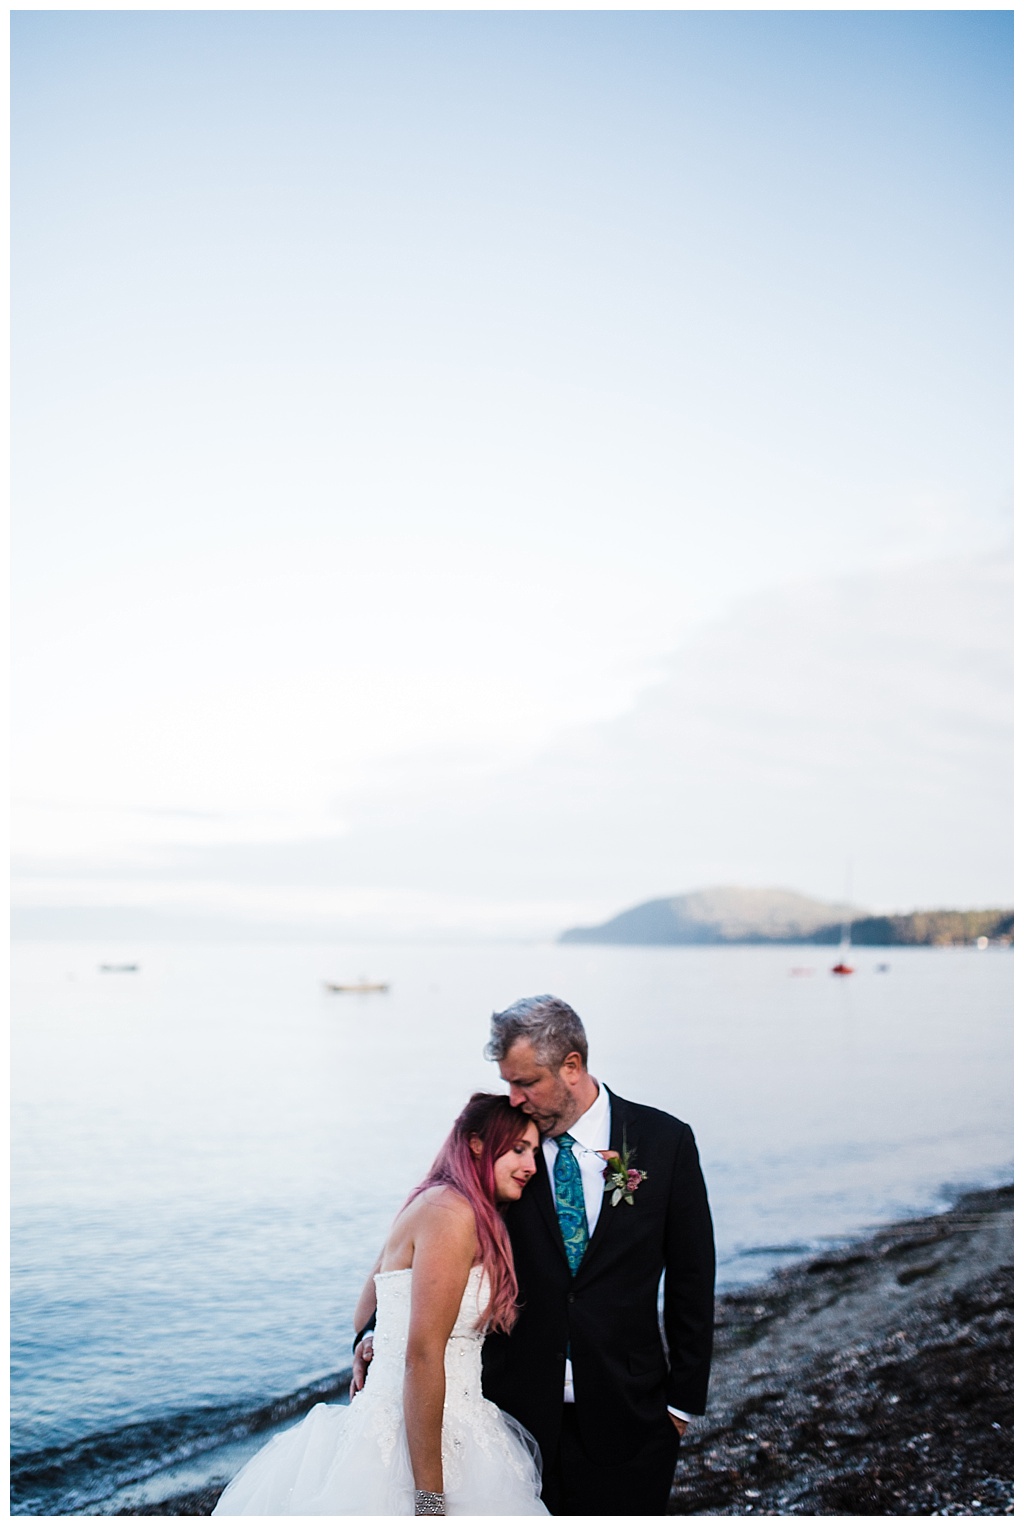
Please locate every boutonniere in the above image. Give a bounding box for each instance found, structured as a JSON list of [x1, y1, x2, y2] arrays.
[[597, 1131, 647, 1206]]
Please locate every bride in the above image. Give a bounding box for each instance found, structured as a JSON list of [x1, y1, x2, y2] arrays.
[[213, 1093, 548, 1516]]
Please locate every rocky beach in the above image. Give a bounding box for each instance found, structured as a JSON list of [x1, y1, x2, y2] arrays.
[[671, 1185, 1013, 1516], [117, 1185, 1012, 1517]]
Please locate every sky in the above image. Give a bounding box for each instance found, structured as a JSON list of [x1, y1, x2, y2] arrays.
[[12, 10, 1013, 940]]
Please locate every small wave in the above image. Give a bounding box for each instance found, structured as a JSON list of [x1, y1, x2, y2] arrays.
[[10, 1367, 353, 1515], [736, 1244, 811, 1257]]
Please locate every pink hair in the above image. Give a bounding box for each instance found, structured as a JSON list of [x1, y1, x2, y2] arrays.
[[405, 1092, 531, 1334]]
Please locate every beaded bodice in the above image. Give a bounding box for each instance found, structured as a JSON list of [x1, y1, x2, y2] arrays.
[[365, 1266, 489, 1409]]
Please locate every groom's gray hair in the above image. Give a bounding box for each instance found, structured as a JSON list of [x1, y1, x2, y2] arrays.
[[485, 994, 589, 1069]]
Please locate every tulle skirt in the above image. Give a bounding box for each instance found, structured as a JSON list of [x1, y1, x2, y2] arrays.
[[212, 1385, 548, 1516]]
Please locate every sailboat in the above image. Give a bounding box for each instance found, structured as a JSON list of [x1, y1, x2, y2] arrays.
[[831, 863, 855, 975], [831, 946, 855, 976]]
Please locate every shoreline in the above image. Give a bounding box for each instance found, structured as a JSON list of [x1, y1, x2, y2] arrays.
[[111, 1185, 1012, 1517]]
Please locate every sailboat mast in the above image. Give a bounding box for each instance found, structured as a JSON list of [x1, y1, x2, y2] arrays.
[[841, 858, 854, 948], [832, 860, 855, 974]]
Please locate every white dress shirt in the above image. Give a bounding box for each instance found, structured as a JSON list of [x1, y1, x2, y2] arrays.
[[542, 1081, 693, 1423]]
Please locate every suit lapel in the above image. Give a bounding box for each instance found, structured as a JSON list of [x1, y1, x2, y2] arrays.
[[523, 1141, 568, 1261], [575, 1088, 634, 1280]]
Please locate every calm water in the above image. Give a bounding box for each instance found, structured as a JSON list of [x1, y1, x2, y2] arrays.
[[11, 939, 1012, 1512]]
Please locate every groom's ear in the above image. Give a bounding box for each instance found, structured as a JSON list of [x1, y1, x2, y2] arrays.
[[468, 1135, 484, 1158], [560, 1051, 585, 1081]]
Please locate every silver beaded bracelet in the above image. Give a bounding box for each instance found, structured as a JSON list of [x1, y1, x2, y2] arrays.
[[414, 1490, 445, 1515]]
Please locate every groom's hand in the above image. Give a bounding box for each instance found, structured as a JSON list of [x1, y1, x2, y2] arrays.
[[668, 1412, 688, 1438], [350, 1335, 374, 1398]]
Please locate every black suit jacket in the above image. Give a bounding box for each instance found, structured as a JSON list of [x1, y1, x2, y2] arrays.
[[481, 1088, 715, 1469]]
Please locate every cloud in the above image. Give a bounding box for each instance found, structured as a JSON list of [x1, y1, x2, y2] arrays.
[[14, 551, 1010, 937], [310, 549, 1011, 914]]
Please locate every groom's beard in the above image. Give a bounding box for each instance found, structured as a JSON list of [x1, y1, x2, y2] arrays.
[[524, 1083, 577, 1139]]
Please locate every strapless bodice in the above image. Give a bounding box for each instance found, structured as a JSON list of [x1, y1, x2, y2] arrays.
[[365, 1265, 489, 1407]]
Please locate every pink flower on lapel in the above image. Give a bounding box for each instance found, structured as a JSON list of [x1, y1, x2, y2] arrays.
[[597, 1132, 647, 1206]]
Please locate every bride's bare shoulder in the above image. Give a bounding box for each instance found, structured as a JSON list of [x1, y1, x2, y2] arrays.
[[388, 1185, 475, 1242], [380, 1188, 477, 1273], [411, 1184, 476, 1228]]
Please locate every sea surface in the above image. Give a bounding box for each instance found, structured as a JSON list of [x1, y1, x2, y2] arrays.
[[11, 939, 1013, 1514]]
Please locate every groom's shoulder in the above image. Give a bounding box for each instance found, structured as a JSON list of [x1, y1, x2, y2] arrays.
[[610, 1089, 695, 1144]]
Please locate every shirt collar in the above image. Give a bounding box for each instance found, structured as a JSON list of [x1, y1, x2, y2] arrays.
[[553, 1078, 610, 1151]]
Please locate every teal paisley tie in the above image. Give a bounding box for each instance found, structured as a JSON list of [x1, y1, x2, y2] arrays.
[[553, 1134, 589, 1273]]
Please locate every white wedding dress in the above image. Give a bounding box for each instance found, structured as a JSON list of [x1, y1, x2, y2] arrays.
[[213, 1266, 548, 1515]]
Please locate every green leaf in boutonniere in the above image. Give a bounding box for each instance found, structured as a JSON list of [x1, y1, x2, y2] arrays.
[[597, 1130, 647, 1206]]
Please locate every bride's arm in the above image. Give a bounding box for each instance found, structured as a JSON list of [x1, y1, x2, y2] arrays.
[[404, 1195, 477, 1502], [352, 1248, 384, 1336]]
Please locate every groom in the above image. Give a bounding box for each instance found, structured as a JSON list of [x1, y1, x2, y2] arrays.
[[481, 995, 715, 1515]]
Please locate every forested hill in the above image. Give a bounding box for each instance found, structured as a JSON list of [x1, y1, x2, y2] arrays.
[[809, 909, 1013, 947], [559, 888, 1012, 946]]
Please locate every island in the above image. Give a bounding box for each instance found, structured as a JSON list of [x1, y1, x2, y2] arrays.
[[559, 887, 1013, 947]]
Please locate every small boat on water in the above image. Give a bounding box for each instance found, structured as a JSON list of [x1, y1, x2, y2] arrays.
[[832, 923, 855, 975], [831, 872, 855, 975], [99, 963, 139, 973], [324, 980, 390, 994]]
